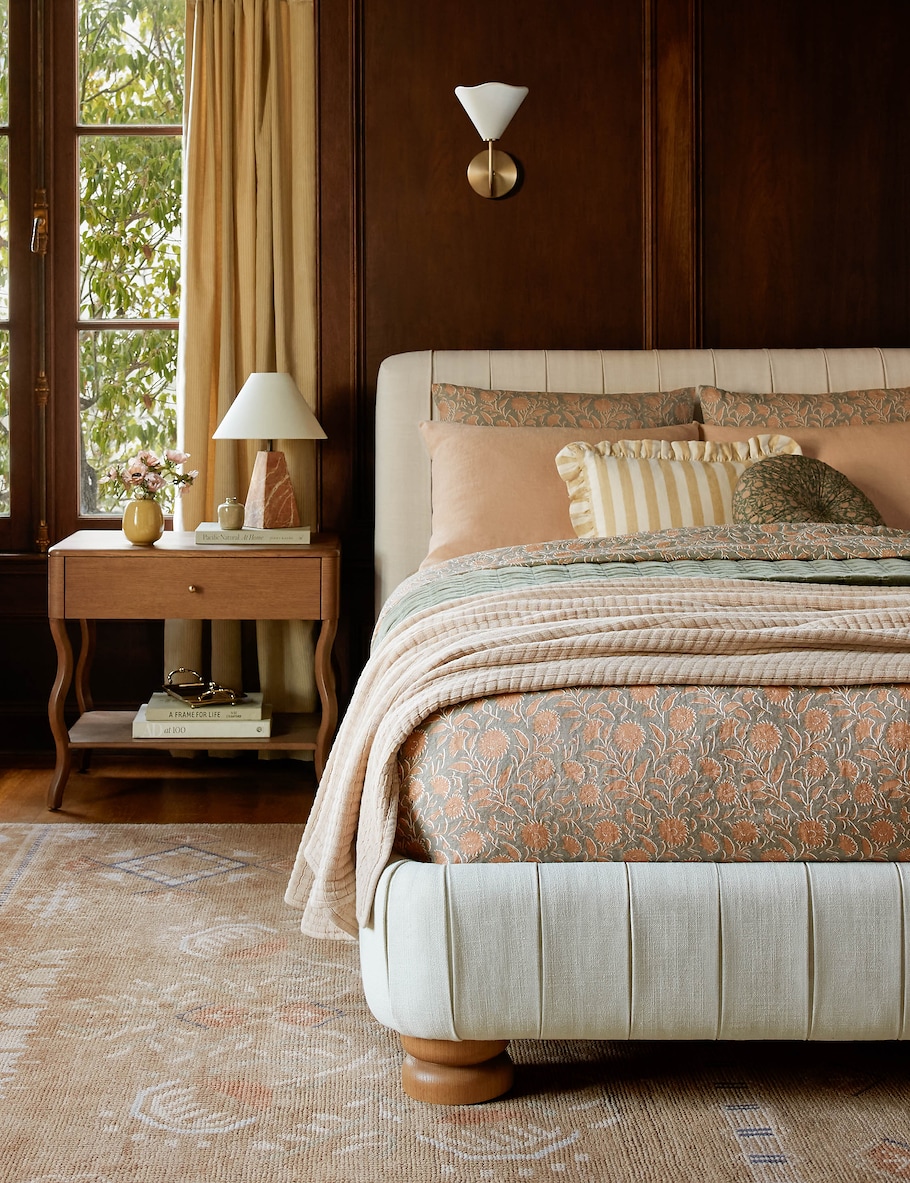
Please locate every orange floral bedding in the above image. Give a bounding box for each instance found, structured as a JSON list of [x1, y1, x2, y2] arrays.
[[288, 525, 910, 938], [387, 524, 910, 867], [396, 683, 910, 863]]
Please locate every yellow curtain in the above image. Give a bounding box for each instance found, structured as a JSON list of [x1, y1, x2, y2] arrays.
[[167, 0, 318, 724]]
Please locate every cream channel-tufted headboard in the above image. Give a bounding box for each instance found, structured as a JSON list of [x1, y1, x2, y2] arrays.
[[374, 347, 910, 610]]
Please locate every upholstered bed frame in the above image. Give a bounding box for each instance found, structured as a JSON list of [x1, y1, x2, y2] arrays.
[[361, 348, 910, 1105]]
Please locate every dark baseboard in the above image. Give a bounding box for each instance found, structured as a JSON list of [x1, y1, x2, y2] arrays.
[[0, 707, 55, 756]]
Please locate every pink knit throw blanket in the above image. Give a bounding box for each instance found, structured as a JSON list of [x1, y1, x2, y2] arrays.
[[286, 577, 910, 938]]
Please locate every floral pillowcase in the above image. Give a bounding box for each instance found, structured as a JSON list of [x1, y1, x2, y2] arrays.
[[698, 385, 910, 428], [432, 383, 696, 429]]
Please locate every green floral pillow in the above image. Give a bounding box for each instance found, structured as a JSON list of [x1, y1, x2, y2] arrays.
[[732, 455, 885, 525]]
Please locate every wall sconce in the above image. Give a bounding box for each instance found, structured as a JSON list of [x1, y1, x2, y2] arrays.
[[455, 82, 528, 199], [212, 372, 326, 529]]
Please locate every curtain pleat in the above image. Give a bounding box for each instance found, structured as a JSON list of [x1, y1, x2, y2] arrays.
[[167, 0, 318, 740]]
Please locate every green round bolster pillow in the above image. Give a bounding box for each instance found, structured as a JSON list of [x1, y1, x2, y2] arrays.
[[732, 454, 885, 526]]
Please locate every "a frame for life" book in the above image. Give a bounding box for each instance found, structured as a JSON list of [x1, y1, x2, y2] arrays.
[[132, 703, 272, 738]]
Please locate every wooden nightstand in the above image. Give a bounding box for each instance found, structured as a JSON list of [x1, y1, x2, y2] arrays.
[[46, 530, 340, 810]]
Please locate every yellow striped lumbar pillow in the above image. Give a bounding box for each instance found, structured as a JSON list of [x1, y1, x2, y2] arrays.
[[555, 435, 802, 537]]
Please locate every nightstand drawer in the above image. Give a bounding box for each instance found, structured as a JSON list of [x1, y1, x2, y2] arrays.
[[62, 555, 323, 619]]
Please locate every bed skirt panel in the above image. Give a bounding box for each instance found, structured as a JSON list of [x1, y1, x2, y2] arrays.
[[359, 859, 910, 1043]]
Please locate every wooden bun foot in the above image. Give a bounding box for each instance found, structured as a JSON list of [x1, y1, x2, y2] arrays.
[[400, 1036, 514, 1104]]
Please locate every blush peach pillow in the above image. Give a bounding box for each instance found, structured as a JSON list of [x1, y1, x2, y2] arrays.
[[419, 420, 700, 566], [701, 423, 910, 529]]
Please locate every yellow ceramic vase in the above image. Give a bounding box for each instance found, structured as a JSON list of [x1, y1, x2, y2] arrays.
[[122, 498, 164, 545]]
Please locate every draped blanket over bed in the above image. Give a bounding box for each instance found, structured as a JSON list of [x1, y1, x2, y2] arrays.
[[286, 523, 910, 940]]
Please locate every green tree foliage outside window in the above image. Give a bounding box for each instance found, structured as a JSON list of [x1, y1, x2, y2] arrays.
[[79, 0, 184, 515]]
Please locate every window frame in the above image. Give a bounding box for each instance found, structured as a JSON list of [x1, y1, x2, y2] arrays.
[[48, 1, 181, 544], [0, 0, 39, 553]]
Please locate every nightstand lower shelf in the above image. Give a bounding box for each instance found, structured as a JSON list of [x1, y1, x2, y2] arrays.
[[69, 710, 321, 750]]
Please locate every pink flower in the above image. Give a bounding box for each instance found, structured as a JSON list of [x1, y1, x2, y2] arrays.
[[105, 446, 197, 505]]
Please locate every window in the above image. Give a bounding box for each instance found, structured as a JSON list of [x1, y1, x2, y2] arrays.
[[75, 0, 183, 518], [0, 0, 184, 551]]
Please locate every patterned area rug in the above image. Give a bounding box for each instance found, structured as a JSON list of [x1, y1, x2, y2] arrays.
[[1, 823, 909, 1183]]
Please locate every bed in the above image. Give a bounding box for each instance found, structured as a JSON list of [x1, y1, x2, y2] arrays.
[[287, 347, 910, 1105]]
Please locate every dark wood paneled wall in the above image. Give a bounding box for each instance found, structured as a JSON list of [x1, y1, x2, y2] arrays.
[[701, 0, 910, 346], [360, 4, 647, 367], [4, 0, 909, 751], [317, 0, 910, 678]]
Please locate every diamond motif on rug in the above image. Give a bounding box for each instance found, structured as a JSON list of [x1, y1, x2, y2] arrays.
[[105, 844, 249, 886]]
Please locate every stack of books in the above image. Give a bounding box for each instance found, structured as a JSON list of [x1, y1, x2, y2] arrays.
[[132, 691, 272, 739]]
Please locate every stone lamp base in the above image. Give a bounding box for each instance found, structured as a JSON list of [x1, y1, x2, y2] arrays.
[[244, 450, 301, 529]]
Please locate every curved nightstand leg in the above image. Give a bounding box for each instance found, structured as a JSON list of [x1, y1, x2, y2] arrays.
[[47, 618, 74, 810], [313, 617, 338, 779], [73, 620, 95, 772], [74, 619, 95, 713]]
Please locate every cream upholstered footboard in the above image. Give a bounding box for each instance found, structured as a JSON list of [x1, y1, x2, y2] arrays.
[[358, 347, 910, 1104], [361, 861, 910, 1041]]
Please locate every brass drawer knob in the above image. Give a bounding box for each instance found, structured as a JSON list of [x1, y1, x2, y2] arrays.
[[188, 584, 198, 593]]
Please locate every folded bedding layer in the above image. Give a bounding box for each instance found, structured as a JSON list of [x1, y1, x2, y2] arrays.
[[286, 524, 910, 939], [376, 523, 910, 641], [396, 682, 910, 864]]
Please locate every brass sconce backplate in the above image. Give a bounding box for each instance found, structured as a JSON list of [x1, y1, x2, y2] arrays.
[[466, 148, 519, 199]]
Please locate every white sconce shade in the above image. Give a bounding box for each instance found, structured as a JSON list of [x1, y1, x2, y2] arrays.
[[212, 372, 326, 442], [212, 372, 326, 530], [454, 82, 529, 199], [455, 82, 528, 142]]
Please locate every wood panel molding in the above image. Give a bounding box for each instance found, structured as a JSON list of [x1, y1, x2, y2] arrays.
[[641, 0, 656, 347], [653, 0, 702, 348], [315, 0, 362, 538], [314, 0, 370, 688]]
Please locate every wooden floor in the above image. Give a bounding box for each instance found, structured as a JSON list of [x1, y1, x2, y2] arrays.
[[0, 751, 317, 824]]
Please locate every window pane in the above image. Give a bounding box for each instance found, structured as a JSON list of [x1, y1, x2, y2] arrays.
[[0, 134, 8, 320], [80, 134, 181, 320], [80, 328, 178, 515], [79, 0, 184, 126], [0, 329, 7, 518], [0, 0, 8, 126], [0, 0, 6, 128]]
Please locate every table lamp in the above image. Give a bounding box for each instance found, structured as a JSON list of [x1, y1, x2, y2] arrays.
[[212, 372, 326, 529]]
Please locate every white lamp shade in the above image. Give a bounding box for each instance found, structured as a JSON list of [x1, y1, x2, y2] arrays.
[[455, 82, 528, 142], [212, 372, 327, 441]]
